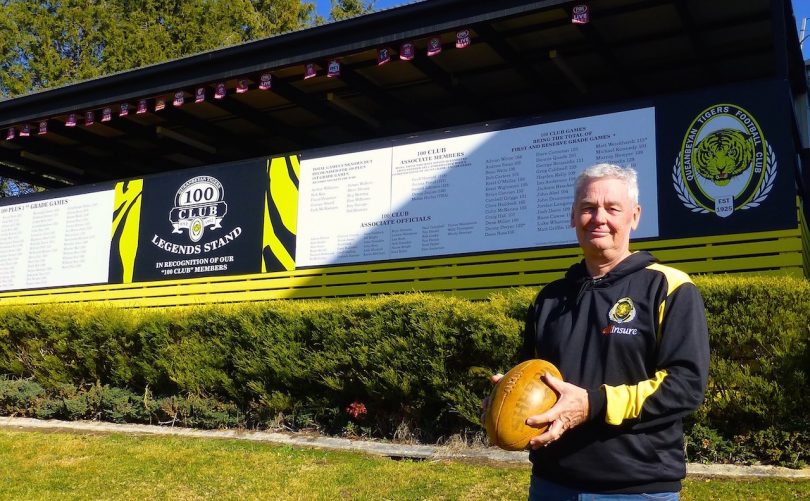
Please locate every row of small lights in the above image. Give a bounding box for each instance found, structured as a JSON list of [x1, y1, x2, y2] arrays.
[[3, 4, 590, 141]]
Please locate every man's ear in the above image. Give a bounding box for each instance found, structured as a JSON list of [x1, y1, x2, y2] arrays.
[[631, 204, 641, 230], [570, 206, 575, 227]]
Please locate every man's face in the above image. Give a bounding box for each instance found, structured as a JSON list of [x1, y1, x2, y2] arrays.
[[570, 177, 640, 260]]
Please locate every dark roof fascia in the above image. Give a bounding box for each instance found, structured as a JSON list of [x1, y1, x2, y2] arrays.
[[0, 0, 560, 128]]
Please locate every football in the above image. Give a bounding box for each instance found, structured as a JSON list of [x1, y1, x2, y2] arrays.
[[483, 358, 562, 451]]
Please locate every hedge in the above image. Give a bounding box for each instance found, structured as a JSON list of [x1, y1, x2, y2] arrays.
[[0, 275, 807, 467]]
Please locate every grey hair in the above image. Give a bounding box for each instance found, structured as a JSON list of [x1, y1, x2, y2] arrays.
[[573, 164, 639, 204]]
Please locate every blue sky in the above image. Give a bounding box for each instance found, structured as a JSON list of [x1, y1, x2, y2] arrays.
[[314, 0, 407, 18], [316, 0, 810, 59], [794, 0, 810, 59]]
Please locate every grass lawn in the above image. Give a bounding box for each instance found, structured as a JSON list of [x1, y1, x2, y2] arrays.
[[0, 429, 807, 500]]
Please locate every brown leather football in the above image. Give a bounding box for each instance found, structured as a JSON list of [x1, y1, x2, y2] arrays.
[[484, 359, 562, 451]]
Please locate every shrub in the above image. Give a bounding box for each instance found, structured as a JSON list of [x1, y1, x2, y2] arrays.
[[157, 394, 242, 429], [0, 376, 45, 415], [0, 276, 807, 467]]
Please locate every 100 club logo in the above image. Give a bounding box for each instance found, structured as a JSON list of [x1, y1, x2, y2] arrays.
[[672, 104, 776, 218], [151, 175, 242, 254]]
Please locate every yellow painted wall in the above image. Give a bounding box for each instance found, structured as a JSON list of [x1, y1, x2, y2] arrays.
[[0, 228, 801, 308]]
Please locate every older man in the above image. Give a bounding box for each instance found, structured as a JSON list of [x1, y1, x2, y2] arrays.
[[511, 164, 710, 500]]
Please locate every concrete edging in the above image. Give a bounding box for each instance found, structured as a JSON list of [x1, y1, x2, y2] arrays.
[[2, 416, 808, 479]]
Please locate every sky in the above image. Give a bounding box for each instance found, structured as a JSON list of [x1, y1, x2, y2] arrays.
[[316, 0, 810, 59], [794, 0, 810, 59], [314, 0, 407, 19]]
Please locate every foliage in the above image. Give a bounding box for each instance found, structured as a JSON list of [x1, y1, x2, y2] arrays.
[[0, 377, 243, 428], [0, 178, 41, 198], [0, 0, 374, 99], [684, 422, 755, 465], [0, 376, 45, 414], [695, 276, 810, 433], [328, 0, 374, 22], [0, 295, 520, 439], [0, 276, 808, 467]]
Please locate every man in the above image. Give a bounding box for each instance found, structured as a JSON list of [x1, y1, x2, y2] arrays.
[[503, 163, 710, 500]]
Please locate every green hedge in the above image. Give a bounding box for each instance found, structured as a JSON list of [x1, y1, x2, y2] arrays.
[[0, 276, 807, 467]]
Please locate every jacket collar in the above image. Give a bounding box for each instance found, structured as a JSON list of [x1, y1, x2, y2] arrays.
[[567, 251, 658, 287]]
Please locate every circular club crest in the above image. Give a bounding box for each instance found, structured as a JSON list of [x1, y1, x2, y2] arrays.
[[608, 297, 636, 324], [672, 104, 776, 218]]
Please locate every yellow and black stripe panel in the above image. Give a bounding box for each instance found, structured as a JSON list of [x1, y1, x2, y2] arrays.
[[109, 179, 144, 284], [262, 155, 298, 272]]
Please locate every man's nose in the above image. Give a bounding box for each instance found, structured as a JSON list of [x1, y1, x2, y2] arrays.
[[593, 207, 608, 223]]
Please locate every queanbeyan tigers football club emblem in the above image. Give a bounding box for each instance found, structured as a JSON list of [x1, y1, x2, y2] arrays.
[[672, 104, 776, 218], [608, 297, 636, 324]]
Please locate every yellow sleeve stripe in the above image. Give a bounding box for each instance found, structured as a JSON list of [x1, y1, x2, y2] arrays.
[[603, 370, 668, 425]]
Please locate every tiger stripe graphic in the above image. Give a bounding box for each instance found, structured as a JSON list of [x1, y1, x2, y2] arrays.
[[109, 179, 143, 283], [262, 155, 298, 272]]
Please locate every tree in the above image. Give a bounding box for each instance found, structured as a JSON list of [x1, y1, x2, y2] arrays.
[[329, 0, 374, 22], [0, 0, 319, 99]]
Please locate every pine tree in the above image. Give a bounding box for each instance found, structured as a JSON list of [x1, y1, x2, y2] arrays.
[[0, 0, 326, 99]]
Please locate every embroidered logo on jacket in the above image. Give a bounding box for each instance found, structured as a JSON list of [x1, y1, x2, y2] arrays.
[[602, 297, 639, 336], [608, 297, 636, 323]]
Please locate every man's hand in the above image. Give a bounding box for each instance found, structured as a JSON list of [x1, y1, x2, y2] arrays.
[[526, 372, 589, 449], [480, 373, 503, 426]]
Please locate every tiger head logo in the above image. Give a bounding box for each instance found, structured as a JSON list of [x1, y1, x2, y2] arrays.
[[673, 104, 774, 218], [692, 129, 755, 187]]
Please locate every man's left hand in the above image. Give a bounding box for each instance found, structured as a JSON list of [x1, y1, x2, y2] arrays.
[[525, 372, 589, 449]]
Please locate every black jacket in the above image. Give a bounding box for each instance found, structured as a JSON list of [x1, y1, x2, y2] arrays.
[[522, 251, 710, 493]]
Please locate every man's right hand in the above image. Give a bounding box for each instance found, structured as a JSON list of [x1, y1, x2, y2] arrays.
[[526, 373, 589, 449]]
